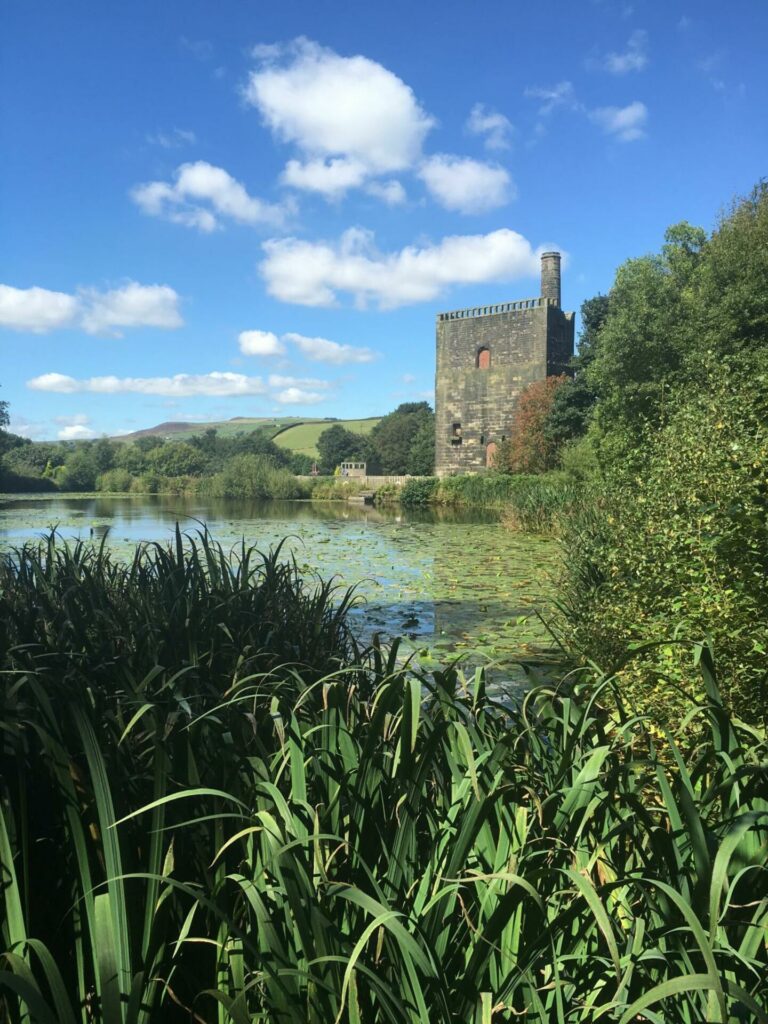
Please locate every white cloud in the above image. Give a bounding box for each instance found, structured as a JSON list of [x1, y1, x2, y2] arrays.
[[365, 180, 406, 205], [524, 81, 578, 115], [281, 157, 368, 198], [238, 329, 286, 356], [268, 373, 331, 389], [80, 283, 183, 336], [591, 30, 648, 73], [59, 424, 97, 441], [131, 161, 291, 231], [28, 372, 267, 397], [244, 39, 434, 176], [146, 128, 197, 148], [274, 386, 327, 404], [284, 332, 378, 365], [418, 155, 513, 214], [0, 282, 182, 336], [590, 101, 647, 141], [466, 104, 513, 150], [260, 227, 543, 309], [54, 413, 90, 426], [0, 284, 79, 332]]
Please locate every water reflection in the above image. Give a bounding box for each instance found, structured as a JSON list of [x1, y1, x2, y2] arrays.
[[0, 493, 558, 681]]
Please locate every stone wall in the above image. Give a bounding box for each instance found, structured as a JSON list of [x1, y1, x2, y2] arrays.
[[434, 297, 575, 476]]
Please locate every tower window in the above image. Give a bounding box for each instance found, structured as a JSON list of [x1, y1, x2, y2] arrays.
[[451, 422, 463, 445], [477, 347, 490, 370]]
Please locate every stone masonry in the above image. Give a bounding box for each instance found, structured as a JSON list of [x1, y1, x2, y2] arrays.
[[434, 252, 574, 476]]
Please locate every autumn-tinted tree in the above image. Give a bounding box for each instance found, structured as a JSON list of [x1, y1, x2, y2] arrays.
[[496, 376, 568, 474]]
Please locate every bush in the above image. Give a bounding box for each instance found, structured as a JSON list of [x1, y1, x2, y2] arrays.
[[204, 453, 305, 499], [399, 476, 438, 507], [558, 373, 768, 724], [96, 467, 133, 492], [129, 472, 161, 494]]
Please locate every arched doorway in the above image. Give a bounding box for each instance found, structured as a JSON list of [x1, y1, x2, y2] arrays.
[[485, 441, 497, 468], [477, 347, 490, 370]]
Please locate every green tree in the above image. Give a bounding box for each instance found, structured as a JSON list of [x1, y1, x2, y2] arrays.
[[407, 417, 435, 475], [92, 437, 116, 473], [369, 402, 434, 474], [316, 425, 369, 474], [114, 442, 147, 475], [56, 446, 99, 491], [545, 294, 609, 449], [146, 441, 206, 477], [559, 370, 768, 724]]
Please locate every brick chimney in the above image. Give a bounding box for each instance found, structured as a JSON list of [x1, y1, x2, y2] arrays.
[[540, 251, 561, 307]]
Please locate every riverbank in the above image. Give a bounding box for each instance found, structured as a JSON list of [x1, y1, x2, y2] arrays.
[[2, 529, 765, 1023], [2, 466, 584, 534]]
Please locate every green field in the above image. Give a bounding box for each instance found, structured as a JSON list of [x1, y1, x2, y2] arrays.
[[272, 416, 381, 457], [119, 416, 379, 452]]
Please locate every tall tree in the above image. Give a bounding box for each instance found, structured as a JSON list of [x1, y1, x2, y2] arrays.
[[496, 376, 568, 474], [369, 402, 434, 475], [545, 294, 610, 449], [316, 425, 369, 474]]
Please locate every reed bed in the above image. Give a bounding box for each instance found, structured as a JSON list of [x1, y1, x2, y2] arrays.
[[0, 532, 766, 1023]]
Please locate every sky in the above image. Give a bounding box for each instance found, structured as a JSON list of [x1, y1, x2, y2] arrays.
[[1, 0, 767, 441]]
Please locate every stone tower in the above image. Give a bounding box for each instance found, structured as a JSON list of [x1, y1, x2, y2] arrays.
[[434, 251, 574, 476]]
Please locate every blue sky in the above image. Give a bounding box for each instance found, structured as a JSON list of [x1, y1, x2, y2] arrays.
[[2, 0, 766, 440]]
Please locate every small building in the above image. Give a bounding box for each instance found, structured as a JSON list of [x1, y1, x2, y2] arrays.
[[434, 251, 575, 476], [340, 461, 367, 478]]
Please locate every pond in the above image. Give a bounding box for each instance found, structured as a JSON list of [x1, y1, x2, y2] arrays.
[[0, 493, 562, 686]]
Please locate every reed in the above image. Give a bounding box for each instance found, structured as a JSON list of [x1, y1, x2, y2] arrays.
[[0, 532, 766, 1023]]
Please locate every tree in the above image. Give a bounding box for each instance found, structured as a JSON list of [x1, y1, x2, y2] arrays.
[[369, 402, 434, 474], [317, 425, 369, 474], [407, 417, 435, 475], [56, 446, 99, 491], [496, 376, 568, 474], [146, 441, 206, 477], [545, 294, 609, 449]]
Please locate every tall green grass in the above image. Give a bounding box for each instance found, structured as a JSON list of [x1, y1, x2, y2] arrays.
[[400, 473, 584, 533], [1, 532, 766, 1022]]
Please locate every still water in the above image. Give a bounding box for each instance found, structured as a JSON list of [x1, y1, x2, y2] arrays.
[[0, 493, 561, 682]]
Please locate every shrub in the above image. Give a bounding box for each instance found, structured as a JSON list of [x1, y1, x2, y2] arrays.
[[204, 453, 301, 499], [558, 373, 768, 724], [96, 467, 133, 492], [399, 476, 438, 507]]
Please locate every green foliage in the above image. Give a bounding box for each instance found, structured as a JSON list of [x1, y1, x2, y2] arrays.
[[545, 294, 609, 449], [146, 440, 206, 477], [369, 401, 434, 475], [399, 476, 439, 507], [96, 467, 133, 492], [317, 424, 372, 473], [0, 535, 766, 1022], [204, 453, 308, 499], [557, 436, 601, 485], [407, 416, 436, 475], [559, 371, 768, 724], [54, 445, 99, 491]]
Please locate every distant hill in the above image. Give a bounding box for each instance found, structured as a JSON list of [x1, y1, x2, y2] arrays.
[[116, 415, 381, 457]]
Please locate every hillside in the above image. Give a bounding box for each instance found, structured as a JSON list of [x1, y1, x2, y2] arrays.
[[116, 416, 381, 456], [272, 417, 380, 458]]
